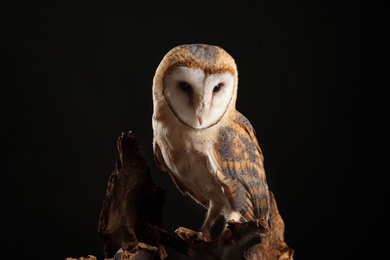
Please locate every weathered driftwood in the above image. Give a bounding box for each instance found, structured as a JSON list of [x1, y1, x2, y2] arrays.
[[97, 131, 294, 260], [98, 131, 167, 259]]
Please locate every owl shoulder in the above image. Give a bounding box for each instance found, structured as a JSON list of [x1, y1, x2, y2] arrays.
[[234, 111, 256, 134], [232, 110, 263, 158]]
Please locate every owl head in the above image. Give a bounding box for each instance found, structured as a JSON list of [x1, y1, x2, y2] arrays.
[[153, 44, 239, 130]]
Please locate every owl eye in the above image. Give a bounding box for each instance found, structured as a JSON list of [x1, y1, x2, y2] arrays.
[[213, 83, 223, 93], [179, 82, 192, 93]]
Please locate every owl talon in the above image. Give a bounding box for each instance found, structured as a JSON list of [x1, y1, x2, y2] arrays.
[[197, 231, 212, 243]]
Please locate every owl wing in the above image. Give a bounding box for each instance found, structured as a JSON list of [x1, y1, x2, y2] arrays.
[[153, 141, 210, 209], [208, 111, 270, 221]]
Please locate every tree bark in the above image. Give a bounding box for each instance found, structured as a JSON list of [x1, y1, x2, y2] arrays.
[[95, 131, 294, 260]]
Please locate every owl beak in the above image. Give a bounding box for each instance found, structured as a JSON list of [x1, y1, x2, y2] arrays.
[[196, 100, 205, 126], [196, 109, 204, 126], [197, 115, 203, 125]]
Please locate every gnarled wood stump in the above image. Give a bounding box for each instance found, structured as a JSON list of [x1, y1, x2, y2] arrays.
[[97, 131, 294, 260]]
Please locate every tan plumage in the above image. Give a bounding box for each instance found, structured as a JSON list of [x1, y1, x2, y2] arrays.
[[152, 44, 270, 242]]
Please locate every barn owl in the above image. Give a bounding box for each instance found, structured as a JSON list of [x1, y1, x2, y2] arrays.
[[152, 44, 270, 243]]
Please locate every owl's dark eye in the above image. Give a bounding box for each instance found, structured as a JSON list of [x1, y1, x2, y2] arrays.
[[179, 82, 192, 93], [213, 83, 223, 92]]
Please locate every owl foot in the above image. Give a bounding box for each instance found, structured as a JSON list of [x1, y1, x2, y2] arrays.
[[196, 231, 212, 243]]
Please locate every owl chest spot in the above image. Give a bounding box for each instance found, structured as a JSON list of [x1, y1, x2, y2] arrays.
[[175, 152, 222, 198]]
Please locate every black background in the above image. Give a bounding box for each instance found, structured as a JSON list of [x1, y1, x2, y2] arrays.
[[1, 1, 382, 259]]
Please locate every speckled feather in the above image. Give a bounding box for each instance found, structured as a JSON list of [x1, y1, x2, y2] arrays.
[[213, 111, 270, 221]]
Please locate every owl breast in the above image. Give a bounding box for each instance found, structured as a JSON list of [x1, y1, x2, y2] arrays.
[[156, 120, 228, 204]]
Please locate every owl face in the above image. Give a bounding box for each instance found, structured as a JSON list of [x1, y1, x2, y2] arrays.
[[163, 66, 235, 129]]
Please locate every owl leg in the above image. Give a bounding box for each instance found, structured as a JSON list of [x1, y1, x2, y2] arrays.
[[198, 200, 223, 242], [218, 210, 241, 248]]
